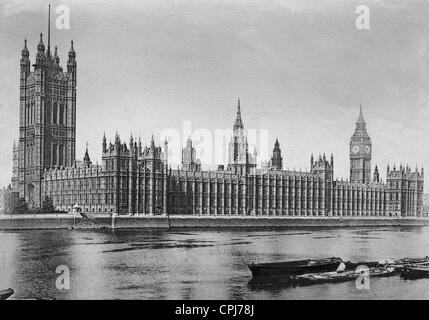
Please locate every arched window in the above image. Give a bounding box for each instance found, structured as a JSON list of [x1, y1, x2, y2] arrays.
[[46, 100, 51, 124], [46, 144, 51, 167], [64, 106, 67, 126], [59, 145, 64, 166], [52, 144, 57, 166], [26, 104, 30, 126], [53, 103, 58, 124], [30, 104, 33, 124], [59, 105, 64, 125]]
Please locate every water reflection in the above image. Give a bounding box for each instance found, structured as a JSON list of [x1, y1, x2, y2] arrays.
[[0, 226, 428, 299]]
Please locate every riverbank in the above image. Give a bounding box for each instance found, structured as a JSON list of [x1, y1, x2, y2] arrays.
[[1, 214, 429, 230]]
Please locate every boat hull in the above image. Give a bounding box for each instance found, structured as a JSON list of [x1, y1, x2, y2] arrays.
[[0, 288, 14, 300], [248, 258, 343, 277], [401, 267, 429, 280]]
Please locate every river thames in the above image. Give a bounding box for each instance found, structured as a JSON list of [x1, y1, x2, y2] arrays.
[[1, 226, 429, 299]]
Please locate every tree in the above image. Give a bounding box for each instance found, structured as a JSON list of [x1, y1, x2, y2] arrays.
[[14, 197, 28, 214], [41, 196, 55, 213]]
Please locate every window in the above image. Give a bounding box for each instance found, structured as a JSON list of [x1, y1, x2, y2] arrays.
[[52, 144, 57, 166], [46, 103, 51, 124], [64, 106, 67, 125], [53, 103, 58, 124], [59, 145, 64, 166], [59, 105, 64, 125]]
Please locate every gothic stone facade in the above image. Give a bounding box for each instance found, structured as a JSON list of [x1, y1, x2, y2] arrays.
[[42, 101, 424, 217], [12, 33, 76, 208], [8, 33, 425, 217]]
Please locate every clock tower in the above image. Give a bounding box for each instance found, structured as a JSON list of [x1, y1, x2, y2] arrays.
[[350, 105, 372, 184]]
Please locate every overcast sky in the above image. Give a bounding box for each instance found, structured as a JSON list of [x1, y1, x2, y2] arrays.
[[0, 0, 428, 190]]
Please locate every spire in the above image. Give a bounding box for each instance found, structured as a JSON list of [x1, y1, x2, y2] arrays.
[[102, 133, 107, 152], [129, 133, 134, 147], [233, 98, 243, 131], [150, 134, 155, 148], [351, 103, 370, 140], [271, 137, 283, 170], [356, 103, 366, 126], [115, 132, 120, 146], [373, 164, 380, 182], [68, 40, 76, 61], [46, 4, 51, 57], [21, 38, 29, 57], [54, 46, 60, 65], [37, 33, 45, 52], [138, 137, 142, 155], [83, 142, 90, 163]]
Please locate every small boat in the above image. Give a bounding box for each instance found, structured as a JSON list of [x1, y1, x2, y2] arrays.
[[0, 288, 14, 300], [391, 256, 429, 267], [293, 267, 396, 286], [248, 257, 343, 277], [344, 256, 429, 270], [400, 265, 429, 280]]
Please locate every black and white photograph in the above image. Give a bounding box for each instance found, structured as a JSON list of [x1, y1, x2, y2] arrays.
[[1, 0, 429, 309]]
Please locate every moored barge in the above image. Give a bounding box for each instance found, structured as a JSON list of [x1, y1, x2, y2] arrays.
[[248, 257, 343, 277]]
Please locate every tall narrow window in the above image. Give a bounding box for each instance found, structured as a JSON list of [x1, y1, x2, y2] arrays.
[[64, 106, 67, 126], [59, 145, 64, 167], [53, 103, 58, 124], [59, 105, 64, 125], [32, 103, 35, 124], [46, 103, 51, 124], [46, 144, 51, 167], [52, 144, 57, 166], [26, 104, 30, 126]]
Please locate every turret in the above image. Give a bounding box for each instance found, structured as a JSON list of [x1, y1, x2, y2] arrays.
[[150, 134, 155, 150], [182, 137, 199, 171], [311, 152, 334, 182], [20, 39, 30, 77], [138, 137, 142, 156], [233, 98, 243, 133], [83, 143, 91, 167], [54, 46, 60, 68], [270, 138, 283, 170], [35, 33, 46, 64], [102, 133, 107, 153], [67, 40, 77, 84], [129, 134, 134, 155], [163, 138, 168, 165], [373, 165, 379, 182], [114, 132, 121, 154]]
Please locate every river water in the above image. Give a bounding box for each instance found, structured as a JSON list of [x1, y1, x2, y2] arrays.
[[1, 226, 429, 299]]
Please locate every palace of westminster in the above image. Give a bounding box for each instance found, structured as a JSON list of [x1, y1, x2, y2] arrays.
[[1, 27, 425, 218]]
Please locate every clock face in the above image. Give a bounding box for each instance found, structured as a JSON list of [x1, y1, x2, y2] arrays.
[[351, 145, 360, 154], [364, 145, 370, 154]]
